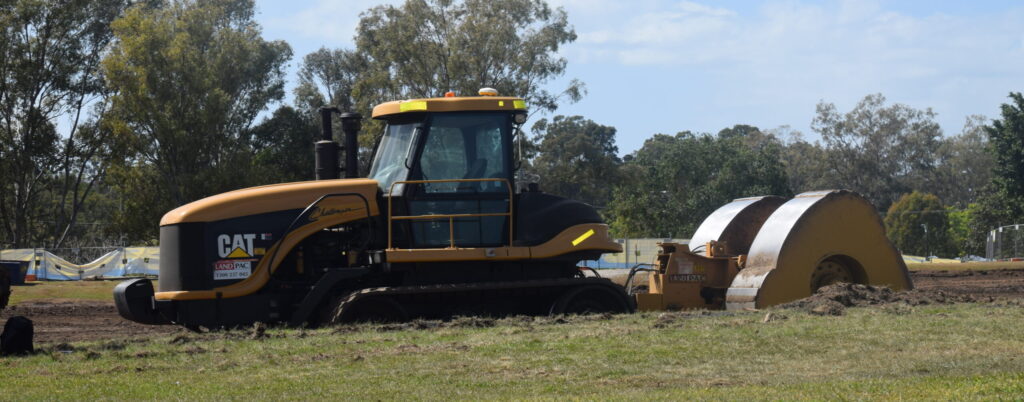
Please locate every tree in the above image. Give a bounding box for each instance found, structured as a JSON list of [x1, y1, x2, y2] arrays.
[[883, 192, 955, 257], [811, 94, 944, 210], [292, 47, 374, 172], [294, 48, 365, 114], [529, 116, 620, 207], [0, 0, 130, 248], [102, 0, 292, 234], [353, 0, 582, 115], [773, 127, 831, 194], [249, 106, 319, 184], [970, 93, 1024, 254], [946, 205, 976, 257], [606, 126, 791, 238], [931, 115, 995, 207]]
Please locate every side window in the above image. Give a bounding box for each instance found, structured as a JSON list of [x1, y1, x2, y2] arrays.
[[419, 126, 466, 193], [475, 126, 506, 190]]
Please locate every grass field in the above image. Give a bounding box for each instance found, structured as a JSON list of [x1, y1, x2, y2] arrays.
[[2, 303, 1024, 399], [6, 280, 123, 306]]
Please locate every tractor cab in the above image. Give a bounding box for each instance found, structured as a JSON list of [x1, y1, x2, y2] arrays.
[[369, 90, 528, 249]]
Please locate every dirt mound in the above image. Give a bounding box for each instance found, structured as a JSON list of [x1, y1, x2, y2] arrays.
[[778, 282, 985, 316]]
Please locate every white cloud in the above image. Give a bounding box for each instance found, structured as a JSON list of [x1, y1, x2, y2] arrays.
[[261, 0, 402, 47]]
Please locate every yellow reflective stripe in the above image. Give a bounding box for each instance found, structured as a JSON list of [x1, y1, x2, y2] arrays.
[[400, 101, 428, 112], [513, 100, 526, 109], [571, 229, 595, 246]]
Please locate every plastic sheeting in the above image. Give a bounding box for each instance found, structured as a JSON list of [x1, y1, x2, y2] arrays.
[[0, 248, 159, 280], [580, 238, 691, 269]]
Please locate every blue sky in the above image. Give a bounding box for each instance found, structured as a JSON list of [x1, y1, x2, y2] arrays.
[[254, 0, 1024, 154]]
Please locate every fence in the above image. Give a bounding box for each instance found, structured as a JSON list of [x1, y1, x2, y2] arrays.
[[987, 224, 1024, 260], [0, 247, 159, 280], [581, 238, 690, 269], [3, 238, 676, 279]]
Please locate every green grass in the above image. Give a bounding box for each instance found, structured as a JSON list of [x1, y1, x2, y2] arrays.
[[2, 304, 1023, 400], [7, 280, 122, 305]]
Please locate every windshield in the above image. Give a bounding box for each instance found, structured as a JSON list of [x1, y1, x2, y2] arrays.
[[368, 122, 417, 192]]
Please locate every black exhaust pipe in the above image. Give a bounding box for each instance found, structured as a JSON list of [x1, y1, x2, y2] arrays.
[[340, 112, 362, 178], [315, 108, 362, 180]]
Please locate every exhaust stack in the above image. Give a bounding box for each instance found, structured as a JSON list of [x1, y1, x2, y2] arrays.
[[315, 107, 362, 180]]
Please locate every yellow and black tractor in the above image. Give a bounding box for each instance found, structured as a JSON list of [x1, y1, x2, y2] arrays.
[[114, 89, 913, 329], [115, 89, 633, 328]]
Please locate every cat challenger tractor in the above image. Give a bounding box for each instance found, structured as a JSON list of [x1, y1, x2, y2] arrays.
[[114, 89, 912, 328]]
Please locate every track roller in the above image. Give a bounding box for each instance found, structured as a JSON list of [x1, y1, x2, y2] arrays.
[[726, 190, 913, 309]]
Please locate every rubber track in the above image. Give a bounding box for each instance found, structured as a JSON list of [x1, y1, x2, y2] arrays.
[[330, 277, 619, 323]]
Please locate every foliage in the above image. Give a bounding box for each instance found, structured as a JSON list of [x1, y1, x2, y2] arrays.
[[353, 0, 583, 114], [101, 0, 291, 239], [970, 93, 1024, 255], [811, 94, 943, 210], [883, 192, 955, 257], [607, 126, 790, 238], [249, 106, 319, 183], [0, 0, 130, 248], [947, 205, 976, 257], [529, 116, 620, 207], [294, 47, 365, 115], [932, 116, 995, 207]]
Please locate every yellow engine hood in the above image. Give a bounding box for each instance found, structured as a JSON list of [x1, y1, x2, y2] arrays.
[[160, 179, 380, 225]]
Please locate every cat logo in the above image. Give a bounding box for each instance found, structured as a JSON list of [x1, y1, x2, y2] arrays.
[[217, 233, 256, 258]]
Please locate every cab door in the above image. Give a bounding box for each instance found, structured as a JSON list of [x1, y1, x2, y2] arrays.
[[405, 112, 514, 248]]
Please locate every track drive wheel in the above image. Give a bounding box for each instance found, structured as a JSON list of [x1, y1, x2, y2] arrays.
[[549, 285, 632, 315]]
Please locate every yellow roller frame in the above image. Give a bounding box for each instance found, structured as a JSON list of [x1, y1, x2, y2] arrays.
[[726, 190, 913, 310]]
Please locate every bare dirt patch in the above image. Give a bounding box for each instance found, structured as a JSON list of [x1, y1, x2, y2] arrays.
[[0, 299, 181, 344], [909, 268, 1024, 299]]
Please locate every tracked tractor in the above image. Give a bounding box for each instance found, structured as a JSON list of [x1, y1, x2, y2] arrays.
[[114, 89, 912, 329], [115, 89, 633, 328]]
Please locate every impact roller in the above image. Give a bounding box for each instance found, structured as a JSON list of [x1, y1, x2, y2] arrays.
[[634, 190, 913, 311]]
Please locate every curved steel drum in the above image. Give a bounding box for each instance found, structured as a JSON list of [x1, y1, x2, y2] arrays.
[[689, 196, 786, 256], [725, 190, 913, 310]]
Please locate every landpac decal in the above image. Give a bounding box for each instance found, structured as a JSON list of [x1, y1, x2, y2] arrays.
[[214, 259, 254, 280]]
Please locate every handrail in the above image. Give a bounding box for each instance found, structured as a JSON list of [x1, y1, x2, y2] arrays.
[[387, 178, 514, 250]]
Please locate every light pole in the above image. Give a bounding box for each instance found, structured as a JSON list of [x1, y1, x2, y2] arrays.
[[921, 223, 929, 260]]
